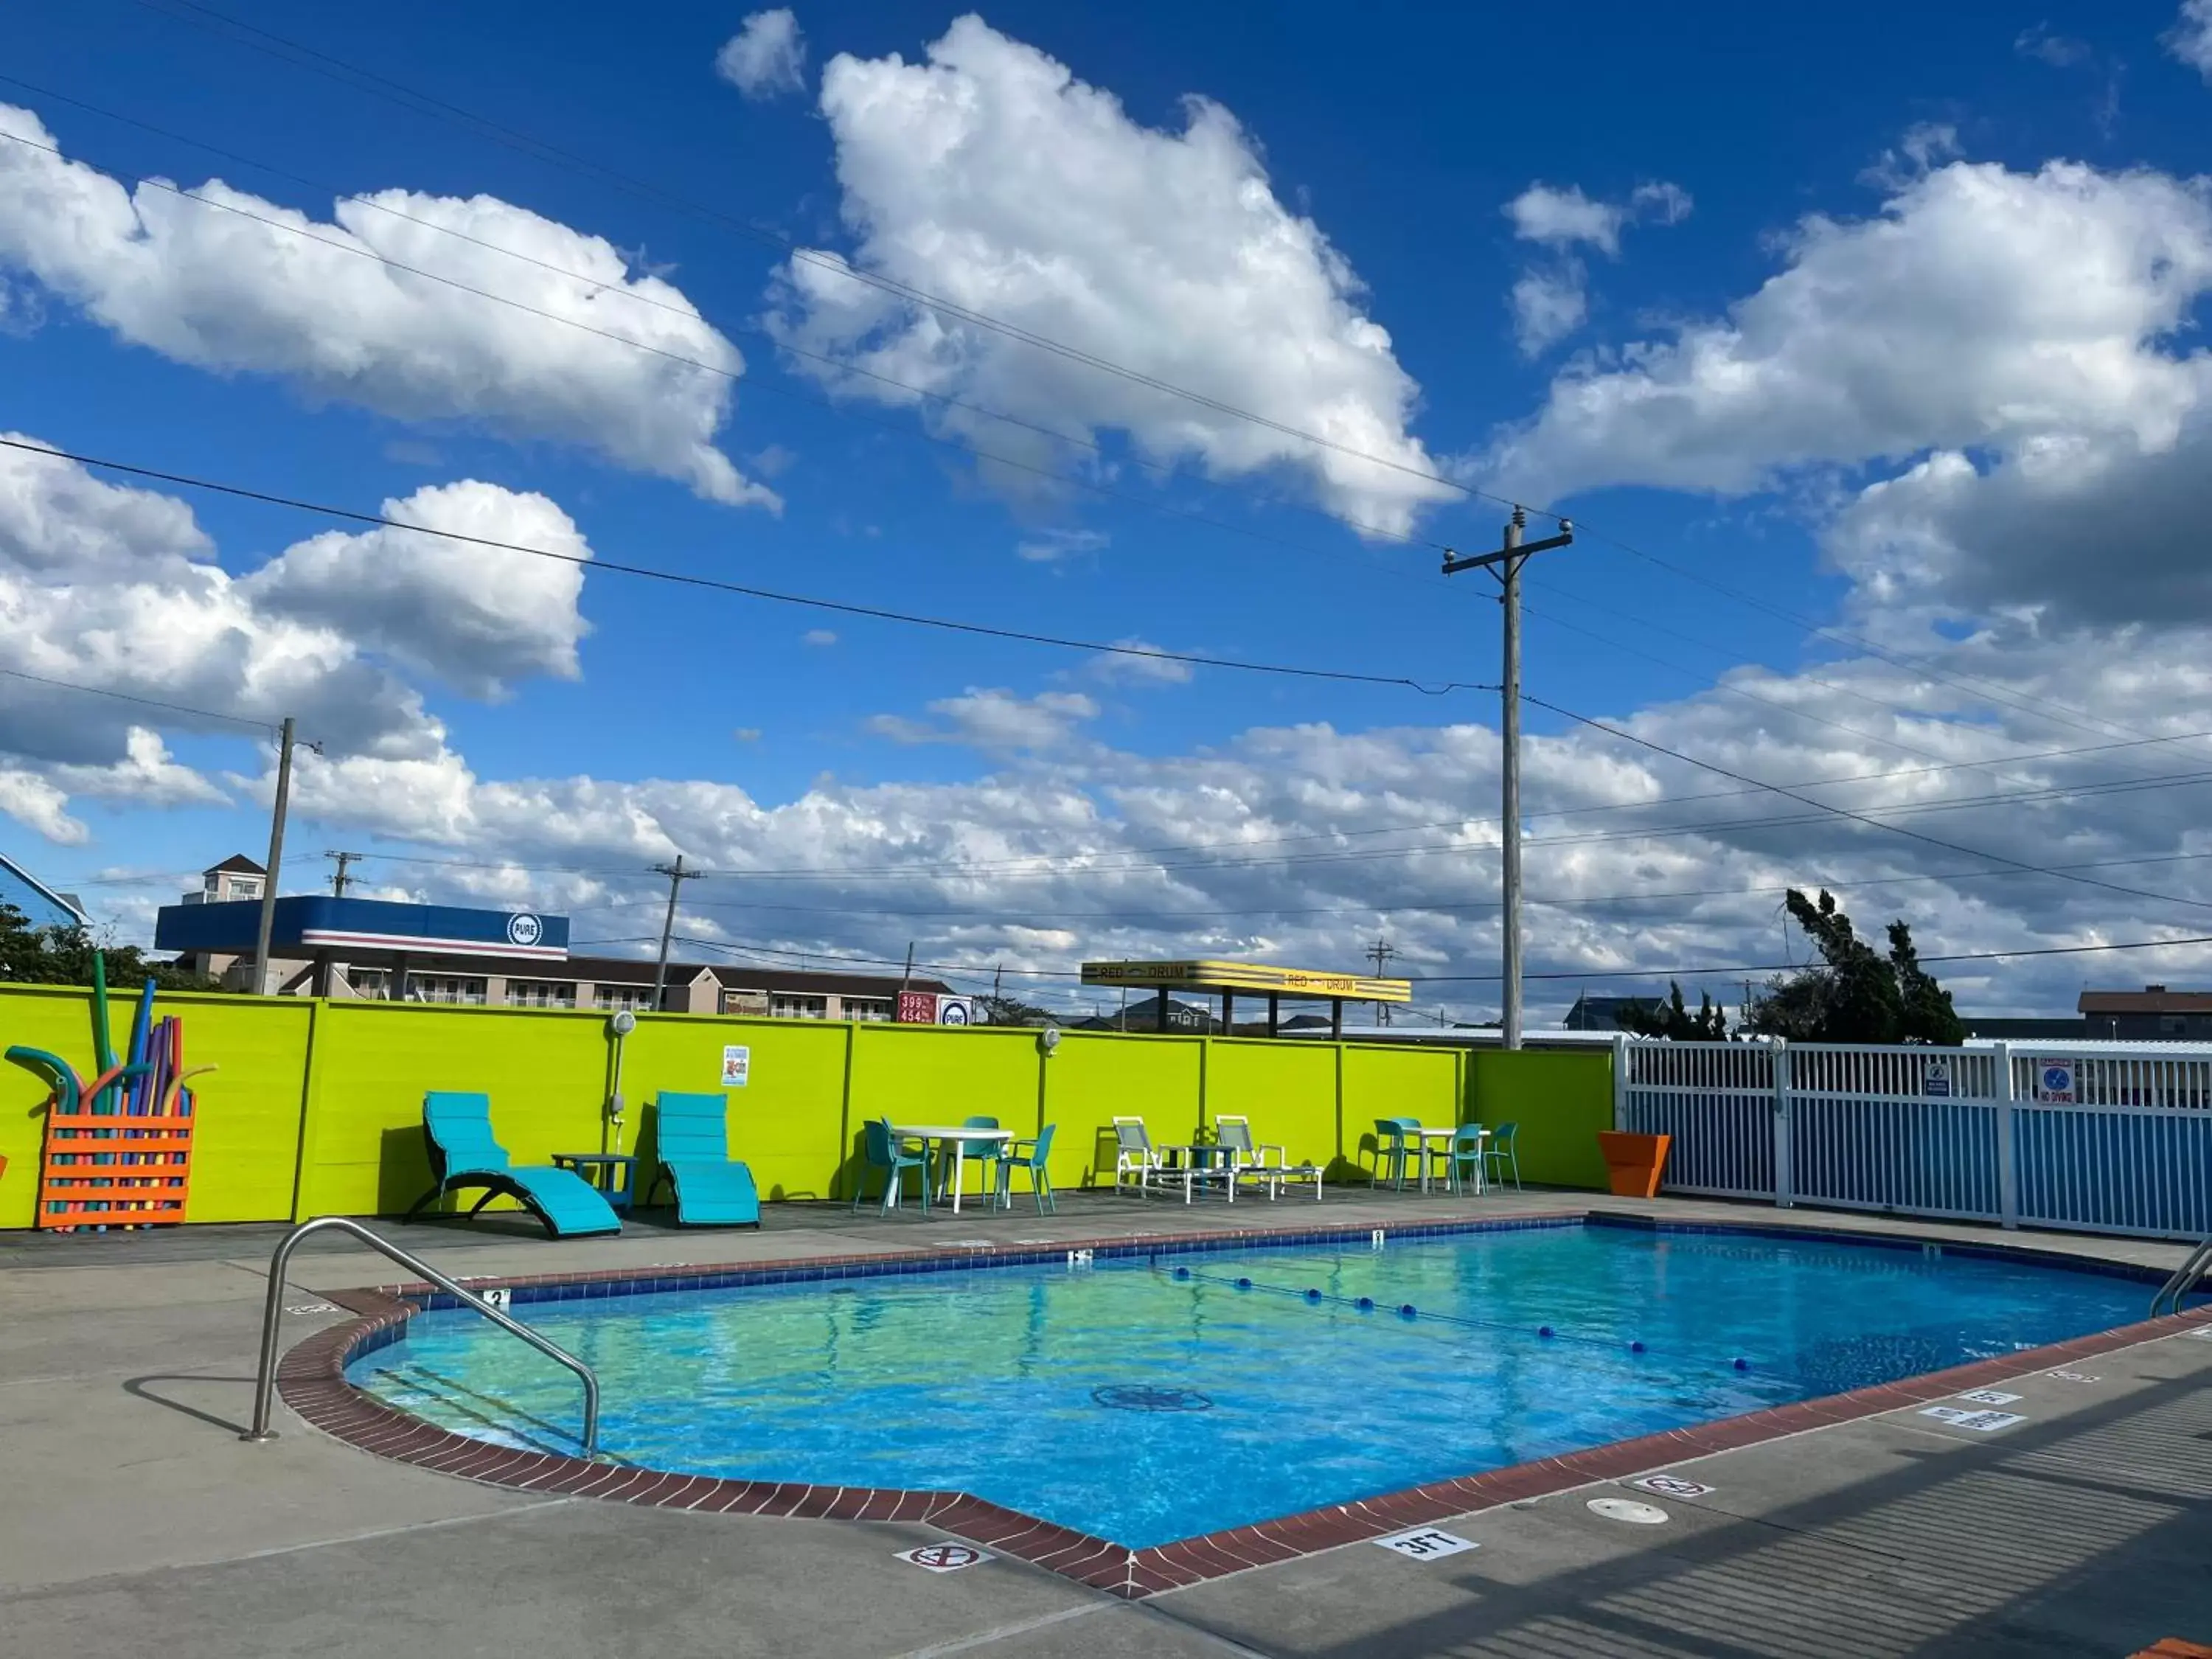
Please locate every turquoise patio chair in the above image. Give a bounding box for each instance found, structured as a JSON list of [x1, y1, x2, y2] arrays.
[[1483, 1121, 1523, 1192], [852, 1117, 931, 1214], [993, 1123, 1058, 1214], [1446, 1124, 1489, 1194], [945, 1114, 1001, 1202], [403, 1091, 621, 1238], [1369, 1117, 1420, 1191], [646, 1091, 761, 1226]]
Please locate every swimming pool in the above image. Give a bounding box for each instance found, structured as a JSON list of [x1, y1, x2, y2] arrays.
[[347, 1220, 2147, 1548]]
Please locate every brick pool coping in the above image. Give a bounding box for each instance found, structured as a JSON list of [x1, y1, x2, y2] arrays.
[[279, 1208, 2212, 1601]]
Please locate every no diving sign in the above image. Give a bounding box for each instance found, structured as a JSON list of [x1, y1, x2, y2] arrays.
[[897, 1543, 991, 1573]]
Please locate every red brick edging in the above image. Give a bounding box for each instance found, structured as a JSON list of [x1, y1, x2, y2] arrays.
[[278, 1213, 2212, 1599]]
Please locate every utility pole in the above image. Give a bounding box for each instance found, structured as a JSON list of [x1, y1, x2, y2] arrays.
[[325, 849, 362, 897], [249, 717, 296, 996], [1366, 936, 1397, 1026], [1442, 507, 1574, 1050], [649, 855, 701, 1011], [899, 941, 916, 993]]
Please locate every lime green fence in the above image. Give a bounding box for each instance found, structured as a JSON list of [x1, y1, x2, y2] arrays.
[[0, 987, 1616, 1228]]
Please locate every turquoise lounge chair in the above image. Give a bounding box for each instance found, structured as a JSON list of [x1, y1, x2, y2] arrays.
[[646, 1091, 762, 1226], [403, 1091, 621, 1238]]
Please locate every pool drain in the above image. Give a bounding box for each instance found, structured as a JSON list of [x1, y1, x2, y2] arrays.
[[1091, 1385, 1214, 1412]]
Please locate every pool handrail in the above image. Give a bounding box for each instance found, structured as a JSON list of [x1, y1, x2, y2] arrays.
[[2151, 1234, 2212, 1319], [243, 1214, 601, 1455]]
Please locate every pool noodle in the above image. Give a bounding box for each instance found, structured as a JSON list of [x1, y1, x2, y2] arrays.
[[127, 980, 155, 1115]]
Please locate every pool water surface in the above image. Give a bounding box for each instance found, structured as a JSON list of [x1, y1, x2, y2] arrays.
[[347, 1222, 2146, 1548]]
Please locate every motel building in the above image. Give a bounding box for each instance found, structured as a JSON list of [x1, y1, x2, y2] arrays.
[[154, 857, 956, 1018]]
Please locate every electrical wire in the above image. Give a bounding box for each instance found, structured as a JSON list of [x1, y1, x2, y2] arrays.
[[0, 437, 1484, 695], [0, 664, 280, 733], [1526, 694, 2212, 917]]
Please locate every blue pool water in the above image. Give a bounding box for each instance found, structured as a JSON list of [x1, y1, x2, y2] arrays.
[[347, 1222, 2146, 1548]]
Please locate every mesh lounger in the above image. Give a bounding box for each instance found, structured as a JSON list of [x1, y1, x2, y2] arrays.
[[647, 1091, 762, 1226], [404, 1091, 622, 1238]]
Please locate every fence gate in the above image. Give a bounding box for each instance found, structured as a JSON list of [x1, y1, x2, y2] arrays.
[[1617, 1037, 2212, 1240]]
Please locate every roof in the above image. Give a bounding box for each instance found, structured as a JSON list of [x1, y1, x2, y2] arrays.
[[2077, 987, 2212, 1014], [206, 853, 268, 876], [700, 964, 955, 999], [0, 852, 89, 928], [1079, 959, 1411, 1002]]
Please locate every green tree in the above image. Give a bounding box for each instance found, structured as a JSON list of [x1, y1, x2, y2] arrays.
[[1615, 981, 1730, 1040], [1745, 889, 1962, 1045], [0, 902, 223, 992]]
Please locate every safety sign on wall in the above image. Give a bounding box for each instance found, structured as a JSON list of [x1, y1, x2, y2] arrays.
[[720, 1045, 751, 1088], [1371, 1527, 1478, 1560], [2034, 1060, 2079, 1103], [1921, 1060, 1951, 1099]]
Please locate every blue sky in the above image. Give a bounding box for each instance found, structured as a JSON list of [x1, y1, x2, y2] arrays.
[[3, 1, 2211, 1020]]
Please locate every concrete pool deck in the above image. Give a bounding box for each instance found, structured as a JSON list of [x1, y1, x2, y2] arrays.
[[3, 1188, 2208, 1657]]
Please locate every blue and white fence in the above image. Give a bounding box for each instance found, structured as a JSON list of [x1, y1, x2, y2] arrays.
[[1617, 1038, 2212, 1240]]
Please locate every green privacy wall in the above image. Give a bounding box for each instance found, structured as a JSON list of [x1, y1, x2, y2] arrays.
[[1465, 1047, 1615, 1189], [0, 984, 1489, 1228], [0, 984, 314, 1229]]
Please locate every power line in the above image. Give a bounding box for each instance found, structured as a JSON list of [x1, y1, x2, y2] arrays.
[[1526, 693, 2212, 917], [116, 0, 1524, 524], [0, 662, 279, 733], [0, 437, 1484, 695], [0, 73, 1455, 559]]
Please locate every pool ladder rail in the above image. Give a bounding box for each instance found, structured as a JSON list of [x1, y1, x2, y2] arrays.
[[2149, 1234, 2212, 1320], [243, 1214, 602, 1456]]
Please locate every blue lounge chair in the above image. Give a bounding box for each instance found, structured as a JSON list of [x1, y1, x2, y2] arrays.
[[403, 1091, 621, 1238], [646, 1091, 761, 1226]]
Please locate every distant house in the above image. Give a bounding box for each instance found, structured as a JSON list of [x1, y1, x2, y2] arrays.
[[1959, 1014, 2089, 1041], [1073, 997, 1217, 1034], [1562, 992, 1664, 1032], [0, 851, 88, 932], [2077, 986, 2212, 1041]]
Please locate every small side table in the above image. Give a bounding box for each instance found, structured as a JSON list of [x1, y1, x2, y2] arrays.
[[551, 1152, 640, 1214]]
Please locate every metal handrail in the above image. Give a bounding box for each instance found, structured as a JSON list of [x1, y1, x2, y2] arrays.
[[243, 1215, 600, 1455], [2150, 1235, 2212, 1320]]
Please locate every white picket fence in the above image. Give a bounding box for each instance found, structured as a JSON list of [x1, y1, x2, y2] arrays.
[[1615, 1037, 2212, 1240]]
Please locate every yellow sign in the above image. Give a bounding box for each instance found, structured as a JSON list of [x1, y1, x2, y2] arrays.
[[1079, 959, 1412, 1002]]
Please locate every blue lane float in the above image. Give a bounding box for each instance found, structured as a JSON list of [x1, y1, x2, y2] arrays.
[[1630, 1340, 1647, 1354], [1538, 1325, 1555, 1339]]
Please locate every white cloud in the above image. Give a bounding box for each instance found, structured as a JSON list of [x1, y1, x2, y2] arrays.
[[2168, 0, 2212, 77], [245, 481, 594, 698], [0, 432, 210, 574], [866, 687, 1099, 751], [1086, 639, 1194, 686], [1507, 184, 1627, 254], [1509, 265, 1588, 356], [0, 102, 776, 507], [2017, 23, 2092, 66], [0, 768, 84, 843], [717, 9, 809, 99], [801, 627, 838, 646], [767, 16, 1453, 538], [1502, 179, 1690, 355], [1015, 527, 1109, 564], [1483, 158, 2212, 507]]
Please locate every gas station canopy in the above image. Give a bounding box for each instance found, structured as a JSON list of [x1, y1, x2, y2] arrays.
[[1079, 959, 1411, 1004]]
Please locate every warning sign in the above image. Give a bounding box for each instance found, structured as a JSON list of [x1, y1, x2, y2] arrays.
[[1632, 1475, 1715, 1500], [1371, 1527, 1478, 1560], [2034, 1061, 2079, 1104], [895, 1543, 990, 1573]]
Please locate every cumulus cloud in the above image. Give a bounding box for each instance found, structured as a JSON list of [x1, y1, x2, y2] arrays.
[[0, 437, 599, 844], [2168, 0, 2212, 77], [716, 9, 808, 99], [1483, 158, 2212, 507], [1015, 527, 1109, 564], [766, 15, 1452, 537], [1085, 639, 1194, 686], [866, 687, 1099, 751], [244, 481, 594, 698], [1502, 179, 1691, 355], [0, 102, 776, 507]]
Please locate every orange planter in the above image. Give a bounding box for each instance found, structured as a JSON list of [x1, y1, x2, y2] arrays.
[[1597, 1131, 1672, 1199]]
